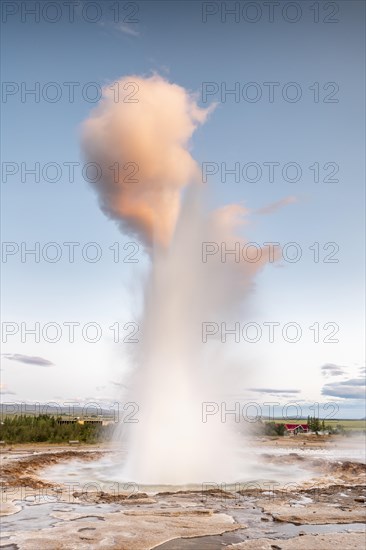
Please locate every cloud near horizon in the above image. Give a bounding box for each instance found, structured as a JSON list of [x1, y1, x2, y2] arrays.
[[249, 388, 300, 395], [322, 376, 366, 400], [2, 354, 54, 367], [0, 383, 16, 395]]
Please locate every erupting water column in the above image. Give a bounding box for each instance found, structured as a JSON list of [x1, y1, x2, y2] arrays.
[[82, 75, 273, 484]]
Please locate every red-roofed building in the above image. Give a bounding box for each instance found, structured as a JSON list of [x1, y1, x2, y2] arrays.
[[284, 423, 309, 434]]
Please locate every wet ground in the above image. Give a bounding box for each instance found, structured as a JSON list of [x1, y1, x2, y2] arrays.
[[0, 436, 365, 549]]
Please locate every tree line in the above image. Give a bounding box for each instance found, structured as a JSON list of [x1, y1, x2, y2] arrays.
[[0, 415, 115, 444]]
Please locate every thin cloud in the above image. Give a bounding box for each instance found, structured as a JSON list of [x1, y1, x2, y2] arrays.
[[322, 377, 366, 400], [2, 354, 54, 367], [256, 196, 297, 216], [116, 23, 139, 37], [321, 363, 346, 377], [322, 385, 365, 400], [249, 388, 300, 394], [110, 380, 130, 390], [340, 378, 366, 387], [0, 384, 16, 395], [98, 21, 140, 37]]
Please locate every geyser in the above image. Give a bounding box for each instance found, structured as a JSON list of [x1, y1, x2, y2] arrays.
[[82, 75, 273, 484]]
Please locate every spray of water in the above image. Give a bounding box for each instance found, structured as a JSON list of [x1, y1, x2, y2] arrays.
[[82, 75, 273, 484]]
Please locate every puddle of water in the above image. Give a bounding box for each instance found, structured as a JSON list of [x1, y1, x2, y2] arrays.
[[155, 522, 366, 549], [0, 501, 119, 533]]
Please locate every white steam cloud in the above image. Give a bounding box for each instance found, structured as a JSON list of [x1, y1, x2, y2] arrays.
[[82, 75, 275, 484], [82, 74, 213, 248]]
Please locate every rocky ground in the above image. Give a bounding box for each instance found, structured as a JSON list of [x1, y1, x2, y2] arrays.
[[0, 436, 365, 549]]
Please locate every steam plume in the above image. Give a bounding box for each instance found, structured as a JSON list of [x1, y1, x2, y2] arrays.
[[82, 75, 212, 247], [82, 75, 275, 484]]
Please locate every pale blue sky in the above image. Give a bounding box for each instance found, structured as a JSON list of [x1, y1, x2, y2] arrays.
[[1, 1, 365, 417]]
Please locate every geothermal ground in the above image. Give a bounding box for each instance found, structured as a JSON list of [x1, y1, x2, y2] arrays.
[[1, 435, 365, 550]]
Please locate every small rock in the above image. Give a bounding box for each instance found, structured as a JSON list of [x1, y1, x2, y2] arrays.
[[354, 496, 366, 503]]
